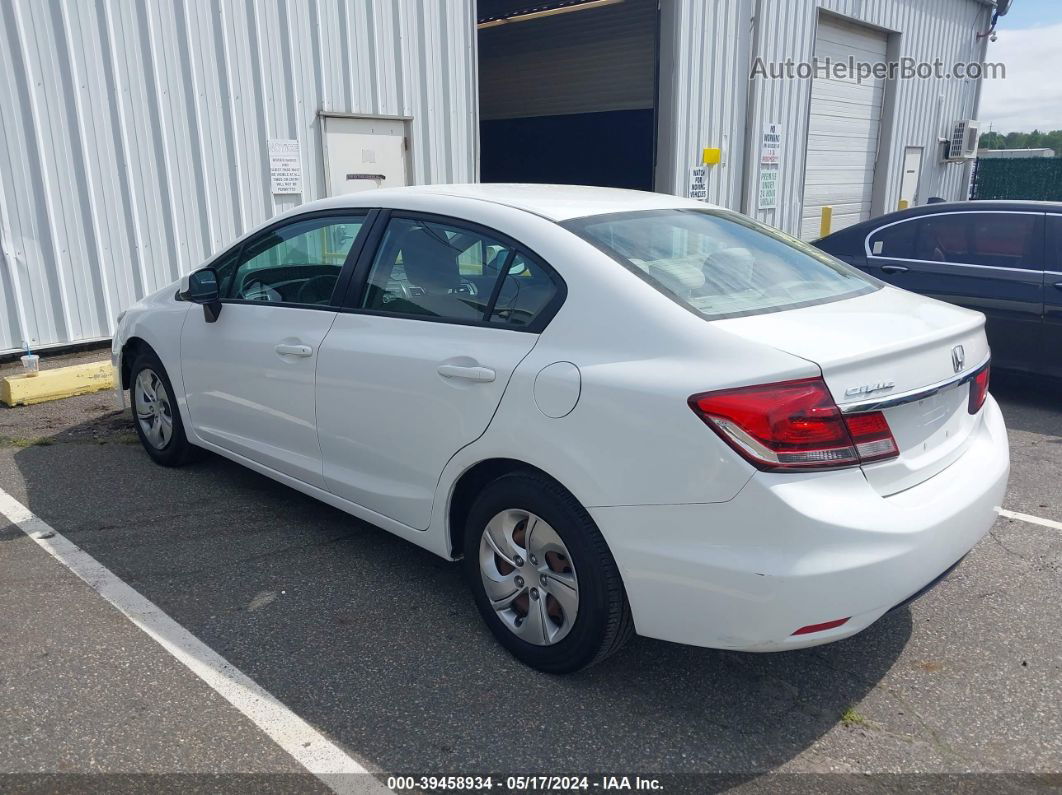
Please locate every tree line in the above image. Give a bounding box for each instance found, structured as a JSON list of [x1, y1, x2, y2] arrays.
[[978, 130, 1062, 155]]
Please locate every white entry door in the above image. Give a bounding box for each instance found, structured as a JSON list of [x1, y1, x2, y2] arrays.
[[322, 116, 409, 196], [899, 146, 923, 207]]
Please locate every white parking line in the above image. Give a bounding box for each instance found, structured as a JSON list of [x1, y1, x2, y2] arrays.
[[0, 486, 388, 794], [998, 508, 1062, 532]]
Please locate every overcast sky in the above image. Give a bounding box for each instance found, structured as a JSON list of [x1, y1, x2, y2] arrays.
[[979, 0, 1062, 133]]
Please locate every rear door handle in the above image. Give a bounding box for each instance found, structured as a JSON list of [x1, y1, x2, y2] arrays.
[[275, 343, 313, 357], [437, 364, 496, 383], [881, 265, 909, 274], [1053, 281, 1062, 291]]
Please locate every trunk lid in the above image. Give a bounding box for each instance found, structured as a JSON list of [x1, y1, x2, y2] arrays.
[[713, 286, 989, 494]]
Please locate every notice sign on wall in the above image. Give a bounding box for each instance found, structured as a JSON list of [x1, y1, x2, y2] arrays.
[[758, 123, 782, 210], [269, 139, 302, 194], [688, 166, 708, 201]]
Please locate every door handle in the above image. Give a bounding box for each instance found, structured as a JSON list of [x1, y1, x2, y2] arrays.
[[881, 265, 909, 274], [1053, 281, 1062, 291], [275, 343, 313, 357], [437, 364, 496, 383]]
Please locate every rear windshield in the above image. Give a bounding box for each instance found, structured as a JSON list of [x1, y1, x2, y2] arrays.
[[566, 208, 878, 320]]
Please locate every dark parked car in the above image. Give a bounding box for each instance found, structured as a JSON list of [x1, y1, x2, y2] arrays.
[[815, 201, 1062, 378]]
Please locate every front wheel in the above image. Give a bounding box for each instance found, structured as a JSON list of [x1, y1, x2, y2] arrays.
[[129, 349, 198, 467], [463, 471, 633, 673]]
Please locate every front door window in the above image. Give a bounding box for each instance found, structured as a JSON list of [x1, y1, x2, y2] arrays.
[[219, 215, 366, 306]]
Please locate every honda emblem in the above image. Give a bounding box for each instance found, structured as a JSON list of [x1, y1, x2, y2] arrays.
[[951, 345, 965, 373]]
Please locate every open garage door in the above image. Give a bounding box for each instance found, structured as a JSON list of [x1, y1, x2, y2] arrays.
[[801, 16, 888, 240], [477, 0, 657, 190]]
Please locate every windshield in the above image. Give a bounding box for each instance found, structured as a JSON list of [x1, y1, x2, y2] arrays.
[[566, 208, 878, 320]]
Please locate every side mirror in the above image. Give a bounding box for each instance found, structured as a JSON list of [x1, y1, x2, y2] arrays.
[[179, 269, 223, 323]]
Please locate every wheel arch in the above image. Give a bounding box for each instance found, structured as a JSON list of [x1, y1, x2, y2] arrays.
[[119, 336, 157, 389], [447, 458, 585, 559]]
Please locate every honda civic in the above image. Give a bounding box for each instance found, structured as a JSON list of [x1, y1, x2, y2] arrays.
[[113, 185, 1009, 672]]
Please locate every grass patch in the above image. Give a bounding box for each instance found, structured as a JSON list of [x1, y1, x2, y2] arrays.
[[7, 436, 56, 448], [0, 431, 139, 448], [841, 707, 867, 728]]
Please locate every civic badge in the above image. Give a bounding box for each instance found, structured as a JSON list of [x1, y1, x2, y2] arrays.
[[845, 381, 896, 398], [951, 345, 965, 373]]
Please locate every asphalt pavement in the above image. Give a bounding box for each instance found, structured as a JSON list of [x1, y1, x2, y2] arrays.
[[0, 365, 1059, 791]]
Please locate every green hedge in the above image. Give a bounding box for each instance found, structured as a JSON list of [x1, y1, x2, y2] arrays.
[[971, 157, 1062, 201]]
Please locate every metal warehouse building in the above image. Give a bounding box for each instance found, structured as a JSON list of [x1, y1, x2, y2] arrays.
[[0, 0, 1005, 354]]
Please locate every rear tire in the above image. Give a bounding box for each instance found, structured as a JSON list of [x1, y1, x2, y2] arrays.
[[129, 349, 199, 467], [463, 470, 633, 673]]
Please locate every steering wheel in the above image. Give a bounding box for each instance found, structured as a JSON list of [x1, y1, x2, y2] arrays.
[[452, 279, 478, 296], [380, 280, 413, 306], [295, 275, 339, 305]]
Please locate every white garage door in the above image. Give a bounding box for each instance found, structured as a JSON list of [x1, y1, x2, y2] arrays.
[[800, 16, 888, 240]]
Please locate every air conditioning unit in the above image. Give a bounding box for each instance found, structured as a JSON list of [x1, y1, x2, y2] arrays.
[[946, 120, 981, 161]]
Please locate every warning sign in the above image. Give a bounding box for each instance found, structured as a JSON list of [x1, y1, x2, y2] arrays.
[[758, 166, 779, 210], [269, 139, 302, 194], [689, 166, 708, 201], [758, 123, 782, 210]]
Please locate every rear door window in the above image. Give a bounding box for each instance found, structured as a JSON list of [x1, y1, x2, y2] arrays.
[[913, 215, 970, 262], [358, 216, 562, 329], [361, 217, 512, 321], [488, 253, 559, 328], [868, 220, 917, 258]]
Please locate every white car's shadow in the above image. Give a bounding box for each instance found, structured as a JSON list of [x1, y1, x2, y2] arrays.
[[11, 425, 912, 779]]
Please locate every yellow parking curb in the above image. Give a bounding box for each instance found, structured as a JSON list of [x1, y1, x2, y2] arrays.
[[1, 361, 114, 406]]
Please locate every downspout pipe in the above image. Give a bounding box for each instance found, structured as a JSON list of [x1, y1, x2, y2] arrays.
[[740, 0, 764, 216], [965, 4, 995, 194]]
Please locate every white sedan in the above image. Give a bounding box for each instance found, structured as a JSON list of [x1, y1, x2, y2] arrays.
[[113, 185, 1009, 673]]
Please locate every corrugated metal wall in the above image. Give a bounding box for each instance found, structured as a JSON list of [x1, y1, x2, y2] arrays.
[[656, 0, 753, 206], [1, 0, 997, 352], [663, 0, 994, 238], [0, 0, 477, 355]]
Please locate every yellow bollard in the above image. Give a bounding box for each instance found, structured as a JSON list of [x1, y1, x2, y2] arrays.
[[898, 199, 909, 211], [819, 206, 833, 238]]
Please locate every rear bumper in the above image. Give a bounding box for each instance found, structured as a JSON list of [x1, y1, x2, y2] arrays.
[[590, 395, 1009, 651], [886, 553, 966, 614]]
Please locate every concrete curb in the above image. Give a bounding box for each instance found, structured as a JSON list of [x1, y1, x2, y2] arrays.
[[1, 361, 114, 406]]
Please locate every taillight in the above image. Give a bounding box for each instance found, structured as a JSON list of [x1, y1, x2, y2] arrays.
[[844, 410, 899, 463], [689, 377, 899, 471], [968, 362, 990, 414]]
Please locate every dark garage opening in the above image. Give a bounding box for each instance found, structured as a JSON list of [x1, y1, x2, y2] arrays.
[[477, 0, 658, 190]]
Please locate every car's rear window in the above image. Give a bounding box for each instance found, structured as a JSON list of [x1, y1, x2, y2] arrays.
[[566, 208, 878, 320]]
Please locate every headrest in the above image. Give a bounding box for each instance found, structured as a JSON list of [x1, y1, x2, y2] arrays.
[[648, 260, 705, 294], [705, 247, 755, 280], [400, 227, 460, 294]]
